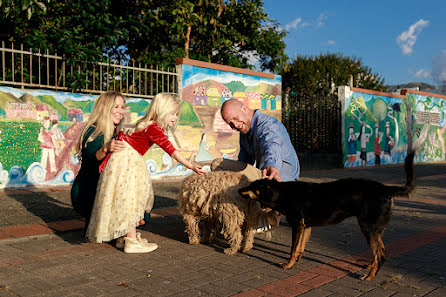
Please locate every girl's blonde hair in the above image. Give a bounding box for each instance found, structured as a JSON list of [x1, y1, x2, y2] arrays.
[[75, 91, 126, 157], [131, 93, 181, 134]]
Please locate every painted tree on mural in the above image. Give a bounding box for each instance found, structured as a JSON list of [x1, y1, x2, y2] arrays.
[[402, 94, 415, 152], [372, 99, 387, 123], [348, 96, 368, 122], [387, 103, 401, 154]]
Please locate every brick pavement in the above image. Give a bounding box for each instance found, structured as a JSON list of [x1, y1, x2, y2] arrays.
[[0, 162, 445, 296]]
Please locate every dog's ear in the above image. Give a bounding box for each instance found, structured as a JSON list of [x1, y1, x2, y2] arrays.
[[238, 187, 260, 200]]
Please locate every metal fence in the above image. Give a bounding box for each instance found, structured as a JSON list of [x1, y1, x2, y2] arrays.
[[283, 91, 343, 169], [0, 42, 178, 98]]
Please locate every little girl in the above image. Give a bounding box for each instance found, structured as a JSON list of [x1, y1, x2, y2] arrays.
[[86, 93, 206, 253]]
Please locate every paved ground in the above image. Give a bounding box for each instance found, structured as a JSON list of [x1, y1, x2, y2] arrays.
[[0, 161, 445, 296]]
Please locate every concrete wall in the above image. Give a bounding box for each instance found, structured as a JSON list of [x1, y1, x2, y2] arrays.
[[338, 86, 446, 167]]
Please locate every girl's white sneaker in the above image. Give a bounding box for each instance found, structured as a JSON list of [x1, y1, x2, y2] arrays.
[[124, 237, 158, 254]]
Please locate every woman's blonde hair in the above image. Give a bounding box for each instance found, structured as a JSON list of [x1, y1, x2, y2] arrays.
[[131, 93, 181, 134], [75, 91, 126, 157]]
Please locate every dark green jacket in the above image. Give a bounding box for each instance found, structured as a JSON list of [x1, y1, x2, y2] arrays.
[[71, 127, 104, 219]]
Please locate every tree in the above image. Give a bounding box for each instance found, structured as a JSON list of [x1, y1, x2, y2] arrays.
[[282, 53, 386, 97], [2, 0, 286, 74], [0, 0, 49, 40], [1, 0, 130, 90], [10, 1, 126, 62], [120, 0, 286, 72]]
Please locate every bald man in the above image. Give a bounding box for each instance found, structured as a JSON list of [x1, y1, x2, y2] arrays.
[[211, 99, 300, 182]]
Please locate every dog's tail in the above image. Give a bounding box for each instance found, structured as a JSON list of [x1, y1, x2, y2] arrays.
[[404, 150, 415, 193], [257, 207, 281, 241], [246, 200, 280, 240], [392, 150, 416, 198]]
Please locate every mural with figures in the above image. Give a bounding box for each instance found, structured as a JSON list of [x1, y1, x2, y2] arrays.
[[0, 86, 196, 188], [409, 92, 445, 161], [177, 63, 282, 167], [343, 89, 446, 167]]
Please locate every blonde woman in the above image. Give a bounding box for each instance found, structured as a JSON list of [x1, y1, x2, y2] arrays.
[[86, 93, 206, 253], [71, 91, 127, 234]]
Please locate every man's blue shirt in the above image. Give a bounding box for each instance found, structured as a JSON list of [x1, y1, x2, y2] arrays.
[[238, 110, 300, 181]]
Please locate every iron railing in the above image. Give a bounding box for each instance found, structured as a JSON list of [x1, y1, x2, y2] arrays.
[[0, 41, 178, 98], [284, 92, 342, 150]]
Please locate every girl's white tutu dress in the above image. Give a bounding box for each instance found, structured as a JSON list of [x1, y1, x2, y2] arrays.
[[86, 123, 176, 243]]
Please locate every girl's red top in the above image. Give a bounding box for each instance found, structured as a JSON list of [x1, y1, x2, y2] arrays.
[[99, 123, 176, 173]]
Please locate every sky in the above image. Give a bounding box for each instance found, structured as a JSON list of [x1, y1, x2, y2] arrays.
[[262, 0, 446, 86], [182, 65, 280, 87]]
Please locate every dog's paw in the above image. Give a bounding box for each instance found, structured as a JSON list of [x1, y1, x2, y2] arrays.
[[281, 262, 295, 269], [188, 238, 200, 245], [223, 248, 237, 255], [241, 245, 253, 253], [360, 273, 374, 281]]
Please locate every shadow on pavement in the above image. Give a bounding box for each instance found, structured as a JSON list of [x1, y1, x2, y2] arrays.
[[1, 186, 81, 226]]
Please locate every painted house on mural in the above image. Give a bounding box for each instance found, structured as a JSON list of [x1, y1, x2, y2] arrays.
[[206, 87, 221, 107], [36, 105, 58, 121], [261, 93, 276, 110], [193, 86, 207, 105], [247, 92, 261, 109], [5, 103, 36, 119], [275, 95, 282, 110], [221, 89, 232, 104], [68, 108, 83, 122], [233, 91, 248, 107]]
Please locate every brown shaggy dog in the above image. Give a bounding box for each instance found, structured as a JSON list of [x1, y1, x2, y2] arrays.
[[178, 171, 280, 255]]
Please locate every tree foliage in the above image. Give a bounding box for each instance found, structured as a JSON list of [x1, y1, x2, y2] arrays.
[[1, 0, 286, 73], [282, 53, 386, 97], [1, 0, 125, 64]]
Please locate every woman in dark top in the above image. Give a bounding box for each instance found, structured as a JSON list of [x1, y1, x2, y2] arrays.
[[71, 91, 127, 232]]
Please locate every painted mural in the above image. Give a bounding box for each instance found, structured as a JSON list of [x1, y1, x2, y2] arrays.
[[0, 62, 282, 188], [410, 92, 446, 162], [0, 86, 201, 188], [343, 89, 446, 167], [178, 63, 282, 165]]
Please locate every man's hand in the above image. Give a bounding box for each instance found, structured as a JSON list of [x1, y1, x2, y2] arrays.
[[262, 166, 281, 182]]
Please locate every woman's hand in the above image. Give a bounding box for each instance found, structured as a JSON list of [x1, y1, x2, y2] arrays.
[[107, 139, 127, 153], [97, 139, 128, 160]]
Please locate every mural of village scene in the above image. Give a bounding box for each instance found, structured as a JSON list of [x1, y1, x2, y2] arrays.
[[344, 90, 445, 167], [0, 86, 191, 188], [176, 64, 282, 167]]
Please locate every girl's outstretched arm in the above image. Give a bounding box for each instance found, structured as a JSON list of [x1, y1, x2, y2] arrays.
[[171, 151, 206, 175]]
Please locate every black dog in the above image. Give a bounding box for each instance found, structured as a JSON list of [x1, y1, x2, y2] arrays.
[[239, 152, 415, 280]]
